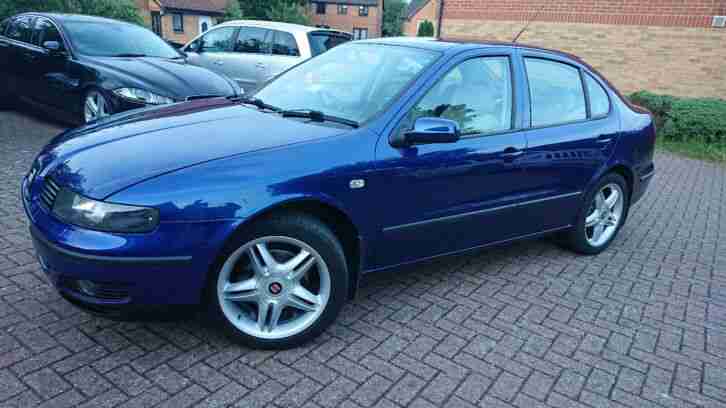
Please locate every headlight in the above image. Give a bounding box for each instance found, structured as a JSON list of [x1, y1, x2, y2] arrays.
[[52, 189, 159, 233], [114, 88, 175, 105]]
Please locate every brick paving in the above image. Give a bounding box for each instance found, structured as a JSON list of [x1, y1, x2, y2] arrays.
[[1, 108, 726, 407]]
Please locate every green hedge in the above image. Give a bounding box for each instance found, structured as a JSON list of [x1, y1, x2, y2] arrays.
[[629, 91, 726, 145]]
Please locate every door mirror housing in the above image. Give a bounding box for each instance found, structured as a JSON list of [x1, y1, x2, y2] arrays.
[[43, 41, 65, 56], [391, 117, 461, 148], [186, 40, 201, 53]]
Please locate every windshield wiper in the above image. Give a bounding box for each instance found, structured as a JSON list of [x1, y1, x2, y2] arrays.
[[281, 109, 359, 128], [110, 53, 148, 58], [229, 96, 281, 112]]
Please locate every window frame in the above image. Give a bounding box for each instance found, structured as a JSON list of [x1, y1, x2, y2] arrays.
[[33, 17, 66, 50], [172, 13, 184, 33], [337, 4, 348, 14], [316, 2, 326, 14], [404, 54, 518, 140], [522, 54, 613, 130], [271, 29, 300, 57], [358, 5, 369, 16]]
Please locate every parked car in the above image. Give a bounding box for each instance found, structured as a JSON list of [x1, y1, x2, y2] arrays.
[[0, 13, 240, 125], [182, 20, 352, 93], [22, 38, 656, 349]]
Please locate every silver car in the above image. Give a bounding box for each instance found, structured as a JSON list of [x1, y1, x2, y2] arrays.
[[182, 20, 352, 93]]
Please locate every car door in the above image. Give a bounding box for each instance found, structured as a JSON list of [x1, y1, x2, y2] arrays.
[[3, 16, 35, 99], [230, 26, 273, 93], [519, 52, 621, 232], [267, 29, 304, 82], [27, 17, 71, 109], [0, 18, 11, 96], [372, 50, 534, 267], [184, 26, 238, 86]]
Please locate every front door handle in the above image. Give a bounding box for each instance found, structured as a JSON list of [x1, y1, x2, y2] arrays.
[[501, 147, 524, 160], [596, 136, 613, 144], [214, 60, 224, 65], [255, 62, 266, 69]]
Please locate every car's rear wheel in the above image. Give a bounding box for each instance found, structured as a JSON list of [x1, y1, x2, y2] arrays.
[[562, 173, 629, 255], [209, 213, 348, 349], [82, 89, 112, 123]]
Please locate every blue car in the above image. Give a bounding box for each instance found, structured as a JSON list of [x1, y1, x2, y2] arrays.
[[22, 38, 656, 348]]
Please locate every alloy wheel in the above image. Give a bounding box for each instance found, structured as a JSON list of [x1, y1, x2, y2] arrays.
[[585, 183, 624, 247], [216, 236, 330, 340], [84, 91, 110, 123]]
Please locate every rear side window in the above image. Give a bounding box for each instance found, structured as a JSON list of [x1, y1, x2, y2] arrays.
[[308, 31, 351, 56], [235, 27, 271, 54], [525, 58, 587, 127], [272, 31, 300, 56], [199, 27, 236, 52], [34, 19, 64, 48], [6, 16, 34, 43], [585, 73, 610, 117]]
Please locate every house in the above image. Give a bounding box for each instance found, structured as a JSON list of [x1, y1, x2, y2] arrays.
[[135, 0, 228, 44], [307, 0, 383, 39], [439, 0, 726, 98], [403, 0, 439, 37]]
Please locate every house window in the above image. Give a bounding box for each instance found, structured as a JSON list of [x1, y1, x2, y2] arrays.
[[172, 13, 184, 33], [151, 12, 162, 35], [353, 27, 368, 40], [337, 4, 348, 15], [358, 6, 369, 16], [316, 2, 326, 14]]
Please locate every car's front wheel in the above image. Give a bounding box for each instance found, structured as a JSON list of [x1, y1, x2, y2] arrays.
[[210, 213, 349, 349], [562, 172, 630, 255]]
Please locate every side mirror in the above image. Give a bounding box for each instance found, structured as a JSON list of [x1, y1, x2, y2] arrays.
[[186, 41, 201, 53], [43, 41, 65, 56], [391, 117, 461, 148]]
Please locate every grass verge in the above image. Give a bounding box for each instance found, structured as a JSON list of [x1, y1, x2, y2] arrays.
[[656, 139, 726, 163]]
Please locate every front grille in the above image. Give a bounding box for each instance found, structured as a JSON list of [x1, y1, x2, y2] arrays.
[[40, 177, 60, 212]]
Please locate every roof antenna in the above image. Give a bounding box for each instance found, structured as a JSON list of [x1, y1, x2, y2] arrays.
[[512, 4, 546, 43]]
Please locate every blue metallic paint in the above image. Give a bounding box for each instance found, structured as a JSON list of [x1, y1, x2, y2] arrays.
[[22, 39, 656, 308]]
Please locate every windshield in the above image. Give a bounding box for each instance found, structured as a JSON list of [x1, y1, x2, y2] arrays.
[[64, 21, 180, 58], [255, 43, 439, 124], [308, 31, 351, 56]]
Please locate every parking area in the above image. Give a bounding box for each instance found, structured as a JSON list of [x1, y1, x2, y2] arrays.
[[1, 108, 726, 407]]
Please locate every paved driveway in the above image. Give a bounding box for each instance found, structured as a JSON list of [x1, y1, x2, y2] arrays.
[[1, 108, 726, 408]]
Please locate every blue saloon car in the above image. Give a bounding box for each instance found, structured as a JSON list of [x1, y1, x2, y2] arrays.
[[22, 38, 656, 348]]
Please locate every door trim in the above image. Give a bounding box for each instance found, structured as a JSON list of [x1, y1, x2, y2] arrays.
[[382, 191, 581, 233]]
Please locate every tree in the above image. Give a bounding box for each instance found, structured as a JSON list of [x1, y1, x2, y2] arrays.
[[1, 0, 143, 25], [220, 0, 243, 23], [417, 20, 434, 37], [231, 0, 309, 25], [382, 0, 406, 37]]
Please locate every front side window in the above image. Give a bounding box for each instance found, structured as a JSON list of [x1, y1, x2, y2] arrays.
[[199, 27, 235, 52], [6, 16, 33, 43], [172, 13, 184, 32], [359, 6, 369, 16], [34, 19, 64, 48], [63, 21, 181, 58], [585, 73, 610, 118], [255, 43, 439, 124], [525, 58, 586, 127], [409, 57, 513, 136], [0, 19, 9, 36], [316, 2, 326, 14], [272, 31, 300, 56], [235, 27, 270, 54], [338, 4, 348, 14]]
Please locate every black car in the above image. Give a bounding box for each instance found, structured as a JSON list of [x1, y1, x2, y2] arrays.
[[0, 13, 240, 124]]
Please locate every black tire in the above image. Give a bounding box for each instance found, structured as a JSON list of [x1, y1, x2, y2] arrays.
[[561, 172, 630, 255], [208, 212, 349, 349]]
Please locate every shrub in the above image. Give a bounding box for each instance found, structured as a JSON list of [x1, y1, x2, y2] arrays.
[[629, 91, 726, 146], [417, 20, 434, 37]]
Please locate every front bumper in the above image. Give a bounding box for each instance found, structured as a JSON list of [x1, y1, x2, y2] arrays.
[[21, 176, 237, 311]]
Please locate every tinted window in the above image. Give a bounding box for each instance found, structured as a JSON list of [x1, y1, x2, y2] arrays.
[[200, 27, 235, 52], [585, 73, 610, 117], [172, 13, 183, 32], [409, 57, 513, 135], [64, 21, 180, 58], [359, 6, 369, 16], [35, 19, 64, 48], [308, 31, 351, 56], [235, 27, 270, 54], [256, 43, 439, 124], [272, 31, 299, 56], [0, 19, 9, 36], [525, 58, 586, 127], [6, 16, 33, 43]]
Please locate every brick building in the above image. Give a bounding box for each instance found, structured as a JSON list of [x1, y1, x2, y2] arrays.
[[403, 0, 440, 37], [308, 0, 383, 39], [440, 0, 726, 98], [135, 0, 228, 44]]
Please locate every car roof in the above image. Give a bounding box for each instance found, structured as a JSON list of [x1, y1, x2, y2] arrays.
[[16, 12, 136, 26], [217, 19, 349, 35]]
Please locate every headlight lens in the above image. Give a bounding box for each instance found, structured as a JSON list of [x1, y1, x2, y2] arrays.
[[114, 88, 175, 105], [53, 189, 159, 233]]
